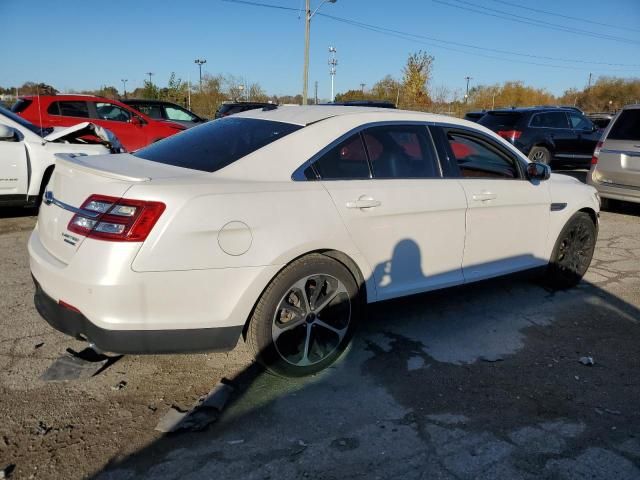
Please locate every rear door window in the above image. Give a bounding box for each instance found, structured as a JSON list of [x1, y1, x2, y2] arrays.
[[134, 117, 301, 172], [48, 101, 90, 118], [530, 112, 569, 129], [313, 134, 370, 180], [362, 125, 439, 178], [608, 109, 640, 141]]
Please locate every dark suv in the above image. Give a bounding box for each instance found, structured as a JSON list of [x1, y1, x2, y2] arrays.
[[478, 107, 601, 167]]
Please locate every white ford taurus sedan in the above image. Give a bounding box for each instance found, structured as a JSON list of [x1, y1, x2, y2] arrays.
[[29, 106, 600, 376]]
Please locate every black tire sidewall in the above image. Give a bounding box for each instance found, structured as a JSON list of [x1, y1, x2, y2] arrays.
[[249, 254, 361, 377], [546, 212, 597, 289]]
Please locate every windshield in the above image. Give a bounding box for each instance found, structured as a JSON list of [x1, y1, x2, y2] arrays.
[[134, 117, 302, 172], [0, 105, 51, 136]]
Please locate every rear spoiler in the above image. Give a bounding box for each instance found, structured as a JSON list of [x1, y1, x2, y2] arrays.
[[54, 154, 151, 183]]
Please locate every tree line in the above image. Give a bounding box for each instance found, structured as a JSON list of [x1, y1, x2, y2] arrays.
[[2, 52, 639, 118]]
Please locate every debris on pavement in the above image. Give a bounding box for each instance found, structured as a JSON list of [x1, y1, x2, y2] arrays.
[[34, 342, 44, 349], [227, 439, 245, 445], [40, 348, 121, 381], [34, 421, 52, 436], [111, 380, 127, 391], [155, 382, 235, 433], [579, 356, 595, 366], [0, 464, 15, 479]]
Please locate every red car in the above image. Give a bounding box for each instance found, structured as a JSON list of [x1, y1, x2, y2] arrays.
[[13, 95, 186, 151]]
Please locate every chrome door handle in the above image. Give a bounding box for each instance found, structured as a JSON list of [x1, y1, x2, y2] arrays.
[[472, 192, 497, 201], [345, 197, 381, 209]]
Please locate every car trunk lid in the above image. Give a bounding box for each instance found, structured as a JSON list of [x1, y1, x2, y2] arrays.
[[37, 153, 201, 264]]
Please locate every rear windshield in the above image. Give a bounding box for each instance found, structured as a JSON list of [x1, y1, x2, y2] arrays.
[[608, 109, 640, 141], [478, 112, 522, 130], [134, 117, 302, 172]]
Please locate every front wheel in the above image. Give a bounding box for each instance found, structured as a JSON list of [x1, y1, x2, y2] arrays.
[[545, 212, 597, 289], [246, 254, 360, 377]]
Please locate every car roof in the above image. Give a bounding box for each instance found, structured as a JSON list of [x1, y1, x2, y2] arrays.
[[122, 99, 182, 106], [234, 105, 458, 126]]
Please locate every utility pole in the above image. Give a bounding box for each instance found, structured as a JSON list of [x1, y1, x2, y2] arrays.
[[194, 59, 206, 90], [314, 81, 318, 104], [302, 0, 337, 105], [146, 72, 154, 85], [360, 83, 366, 94], [121, 79, 128, 99], [328, 46, 337, 102], [587, 72, 593, 89], [464, 76, 472, 104]]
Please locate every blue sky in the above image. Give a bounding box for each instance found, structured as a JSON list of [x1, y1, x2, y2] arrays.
[[2, 0, 639, 100]]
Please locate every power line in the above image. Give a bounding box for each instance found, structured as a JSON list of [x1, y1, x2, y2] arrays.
[[319, 12, 640, 69], [221, 0, 640, 72], [434, 0, 640, 46], [486, 0, 640, 34]]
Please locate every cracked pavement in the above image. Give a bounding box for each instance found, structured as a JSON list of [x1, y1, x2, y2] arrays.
[[0, 200, 639, 480]]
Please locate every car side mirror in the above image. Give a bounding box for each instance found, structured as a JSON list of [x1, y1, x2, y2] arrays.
[[131, 116, 143, 126], [527, 162, 551, 181], [0, 124, 16, 140]]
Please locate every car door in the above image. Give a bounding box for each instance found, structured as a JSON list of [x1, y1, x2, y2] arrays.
[[90, 101, 144, 151], [0, 124, 28, 197], [568, 111, 599, 160], [312, 124, 467, 301], [530, 111, 573, 158], [434, 126, 550, 282]]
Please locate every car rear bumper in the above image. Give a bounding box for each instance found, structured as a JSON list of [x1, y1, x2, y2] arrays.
[[588, 175, 640, 204], [28, 227, 282, 354], [33, 279, 242, 354]]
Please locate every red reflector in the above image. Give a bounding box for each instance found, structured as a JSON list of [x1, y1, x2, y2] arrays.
[[591, 141, 603, 165], [67, 194, 165, 242], [497, 130, 522, 140], [59, 300, 81, 313]]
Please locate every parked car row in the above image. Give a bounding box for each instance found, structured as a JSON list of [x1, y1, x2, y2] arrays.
[[0, 106, 121, 207]]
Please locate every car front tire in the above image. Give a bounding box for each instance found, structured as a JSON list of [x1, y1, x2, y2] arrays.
[[246, 254, 360, 377], [545, 212, 597, 289]]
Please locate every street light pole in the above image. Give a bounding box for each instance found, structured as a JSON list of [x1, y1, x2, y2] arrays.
[[194, 59, 207, 90], [121, 79, 128, 99], [146, 72, 154, 84], [464, 75, 472, 104], [302, 0, 336, 105]]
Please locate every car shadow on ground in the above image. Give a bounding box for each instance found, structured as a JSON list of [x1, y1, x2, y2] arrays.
[[0, 206, 37, 219], [89, 240, 640, 480]]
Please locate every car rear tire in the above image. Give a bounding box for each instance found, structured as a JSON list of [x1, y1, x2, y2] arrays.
[[528, 146, 551, 165], [246, 254, 360, 377], [545, 212, 597, 289]]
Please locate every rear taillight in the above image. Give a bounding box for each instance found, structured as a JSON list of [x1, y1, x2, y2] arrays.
[[591, 141, 603, 165], [68, 194, 165, 242], [497, 130, 522, 141]]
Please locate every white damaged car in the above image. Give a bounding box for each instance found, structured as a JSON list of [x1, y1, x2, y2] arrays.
[[0, 106, 122, 207], [29, 106, 600, 376]]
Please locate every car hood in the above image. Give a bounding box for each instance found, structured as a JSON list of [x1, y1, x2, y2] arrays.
[[43, 122, 125, 153]]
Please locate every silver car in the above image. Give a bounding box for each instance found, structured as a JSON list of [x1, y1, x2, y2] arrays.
[[588, 104, 640, 205]]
